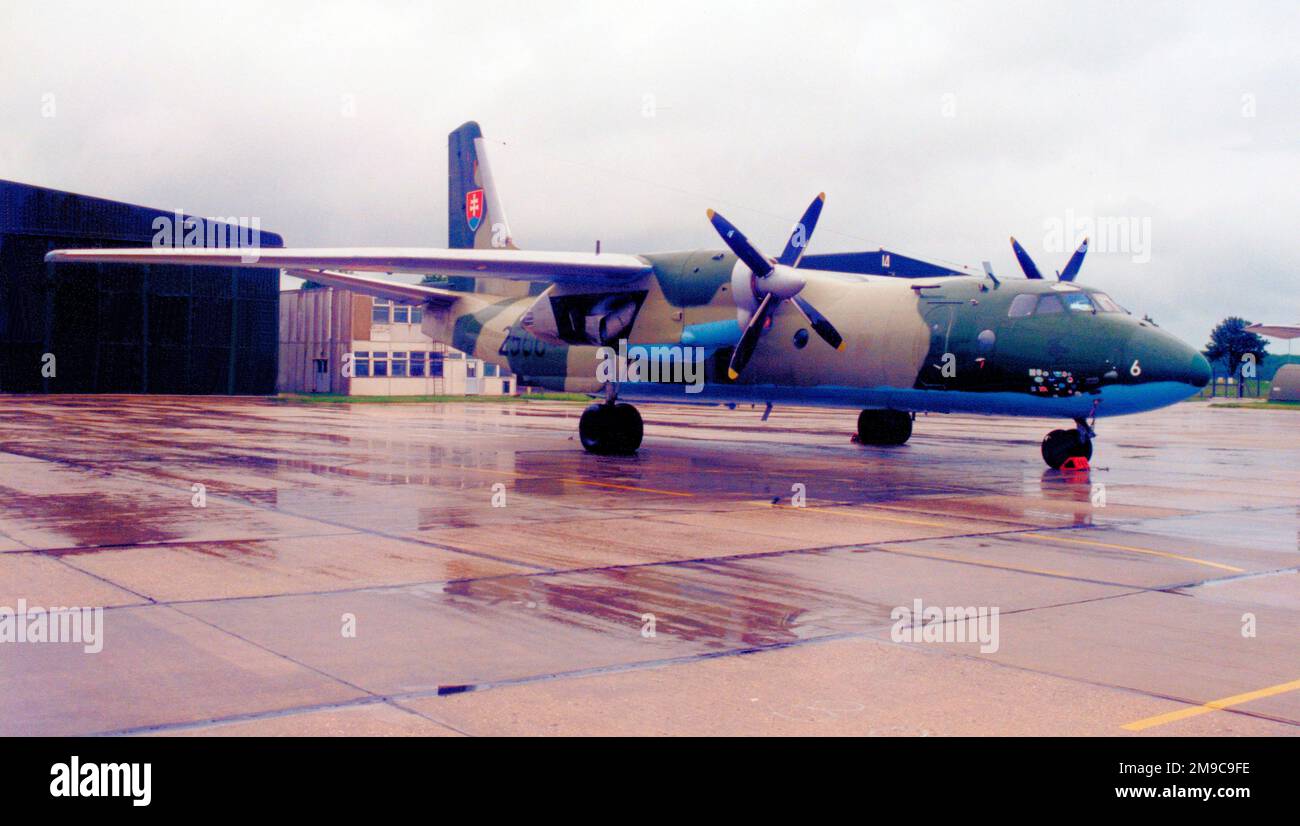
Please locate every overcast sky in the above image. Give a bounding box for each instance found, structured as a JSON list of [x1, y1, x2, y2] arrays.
[[2, 0, 1297, 351]]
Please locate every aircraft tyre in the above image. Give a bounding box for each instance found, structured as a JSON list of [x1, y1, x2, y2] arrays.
[[579, 403, 643, 455], [1041, 428, 1093, 469], [857, 409, 913, 446]]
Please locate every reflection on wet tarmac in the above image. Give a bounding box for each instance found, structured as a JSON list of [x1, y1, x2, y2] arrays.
[[0, 396, 1296, 735]]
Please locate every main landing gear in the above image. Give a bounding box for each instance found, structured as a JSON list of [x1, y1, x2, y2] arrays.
[[579, 402, 643, 455], [856, 409, 913, 446], [1041, 417, 1094, 469]]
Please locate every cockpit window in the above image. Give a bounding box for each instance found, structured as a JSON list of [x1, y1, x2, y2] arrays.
[[1036, 294, 1064, 315], [1062, 293, 1095, 312], [1008, 294, 1037, 317], [1091, 292, 1127, 313]]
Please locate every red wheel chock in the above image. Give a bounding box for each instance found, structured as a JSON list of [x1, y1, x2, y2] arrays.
[[1061, 456, 1090, 471]]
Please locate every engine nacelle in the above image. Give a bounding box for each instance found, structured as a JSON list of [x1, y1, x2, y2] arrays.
[[520, 285, 648, 346]]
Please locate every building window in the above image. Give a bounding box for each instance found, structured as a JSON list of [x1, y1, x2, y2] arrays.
[[391, 352, 408, 377], [372, 299, 392, 323], [411, 306, 423, 324], [484, 363, 498, 377], [502, 380, 510, 394], [372, 352, 389, 376], [393, 305, 410, 324], [467, 362, 477, 378], [354, 351, 370, 377], [429, 353, 444, 377], [410, 352, 426, 377]]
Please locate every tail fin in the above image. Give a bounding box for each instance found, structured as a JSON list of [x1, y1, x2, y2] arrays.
[[448, 121, 529, 296]]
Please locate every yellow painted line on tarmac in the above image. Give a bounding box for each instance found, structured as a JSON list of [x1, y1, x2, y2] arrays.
[[561, 478, 697, 497], [1018, 532, 1245, 573], [874, 546, 1073, 578], [745, 501, 950, 529], [1121, 678, 1300, 732]]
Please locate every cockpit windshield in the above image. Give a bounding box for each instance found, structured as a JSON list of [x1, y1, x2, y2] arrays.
[[1007, 290, 1130, 317], [1090, 292, 1128, 313], [1062, 293, 1094, 312]]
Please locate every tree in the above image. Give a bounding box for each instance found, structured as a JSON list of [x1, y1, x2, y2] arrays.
[[421, 273, 474, 292], [1204, 317, 1268, 397]]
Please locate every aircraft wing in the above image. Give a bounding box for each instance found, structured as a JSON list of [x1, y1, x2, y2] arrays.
[[43, 247, 654, 287], [279, 268, 465, 305]]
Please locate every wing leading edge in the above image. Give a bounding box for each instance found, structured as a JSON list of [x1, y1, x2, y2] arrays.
[[43, 247, 653, 287]]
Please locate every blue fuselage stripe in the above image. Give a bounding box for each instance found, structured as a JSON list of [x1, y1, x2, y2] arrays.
[[613, 381, 1200, 418]]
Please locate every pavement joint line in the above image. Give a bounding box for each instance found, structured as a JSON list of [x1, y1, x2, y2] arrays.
[[1120, 677, 1300, 732], [1016, 531, 1245, 573], [7, 529, 365, 557], [64, 516, 1248, 616], [0, 447, 561, 574], [84, 524, 1073, 615], [106, 586, 1274, 737], [49, 554, 158, 606], [163, 601, 381, 707]]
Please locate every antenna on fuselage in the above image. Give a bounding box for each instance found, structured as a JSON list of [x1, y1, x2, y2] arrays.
[[981, 260, 1000, 287]]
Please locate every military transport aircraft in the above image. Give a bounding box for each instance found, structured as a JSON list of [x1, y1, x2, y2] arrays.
[[47, 122, 1211, 468]]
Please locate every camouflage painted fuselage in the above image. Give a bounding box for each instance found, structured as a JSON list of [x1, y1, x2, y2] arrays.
[[425, 250, 1210, 419]]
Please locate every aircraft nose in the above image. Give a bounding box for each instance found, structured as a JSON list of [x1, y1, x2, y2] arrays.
[[1188, 351, 1212, 388], [1130, 327, 1210, 388]]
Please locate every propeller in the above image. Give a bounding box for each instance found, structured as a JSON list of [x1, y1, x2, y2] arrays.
[[707, 194, 845, 379], [1009, 236, 1089, 282]]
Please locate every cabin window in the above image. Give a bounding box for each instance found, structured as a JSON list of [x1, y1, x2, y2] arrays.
[[1008, 294, 1037, 317], [353, 351, 370, 377], [410, 352, 426, 377], [393, 305, 410, 324], [372, 299, 392, 323], [1036, 295, 1064, 315]]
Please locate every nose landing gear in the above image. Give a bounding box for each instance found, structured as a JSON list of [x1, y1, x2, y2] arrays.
[[579, 402, 643, 455], [1041, 416, 1094, 469]]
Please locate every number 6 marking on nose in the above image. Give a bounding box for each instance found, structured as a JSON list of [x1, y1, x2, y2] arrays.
[[1129, 359, 1142, 377]]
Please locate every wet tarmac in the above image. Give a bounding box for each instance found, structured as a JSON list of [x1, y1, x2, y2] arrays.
[[0, 395, 1296, 736]]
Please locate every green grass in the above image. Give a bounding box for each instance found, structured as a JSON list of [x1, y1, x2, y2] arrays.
[[276, 392, 591, 405], [1194, 380, 1271, 400], [1208, 399, 1300, 410]]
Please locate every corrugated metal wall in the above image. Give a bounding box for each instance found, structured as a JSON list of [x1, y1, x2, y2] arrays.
[[0, 180, 282, 394], [277, 286, 357, 395]]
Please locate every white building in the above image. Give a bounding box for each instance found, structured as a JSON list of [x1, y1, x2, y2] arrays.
[[278, 287, 516, 396]]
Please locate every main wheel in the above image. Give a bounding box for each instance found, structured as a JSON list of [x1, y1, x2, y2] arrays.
[[1041, 428, 1093, 469], [857, 409, 913, 446], [579, 403, 643, 455]]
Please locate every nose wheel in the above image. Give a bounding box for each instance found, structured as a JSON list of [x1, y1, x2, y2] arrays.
[[579, 402, 643, 455], [1041, 418, 1094, 469]]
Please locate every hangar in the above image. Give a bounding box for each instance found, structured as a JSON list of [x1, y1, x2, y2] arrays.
[[0, 180, 282, 394]]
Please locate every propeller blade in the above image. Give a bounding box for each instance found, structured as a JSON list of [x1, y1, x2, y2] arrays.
[[777, 193, 826, 267], [1058, 238, 1088, 282], [1010, 237, 1044, 280], [708, 209, 772, 277], [791, 295, 845, 351], [727, 293, 777, 380]]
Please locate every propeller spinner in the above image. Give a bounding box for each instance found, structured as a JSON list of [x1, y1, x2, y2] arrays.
[[1009, 236, 1089, 282], [707, 194, 845, 380]]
